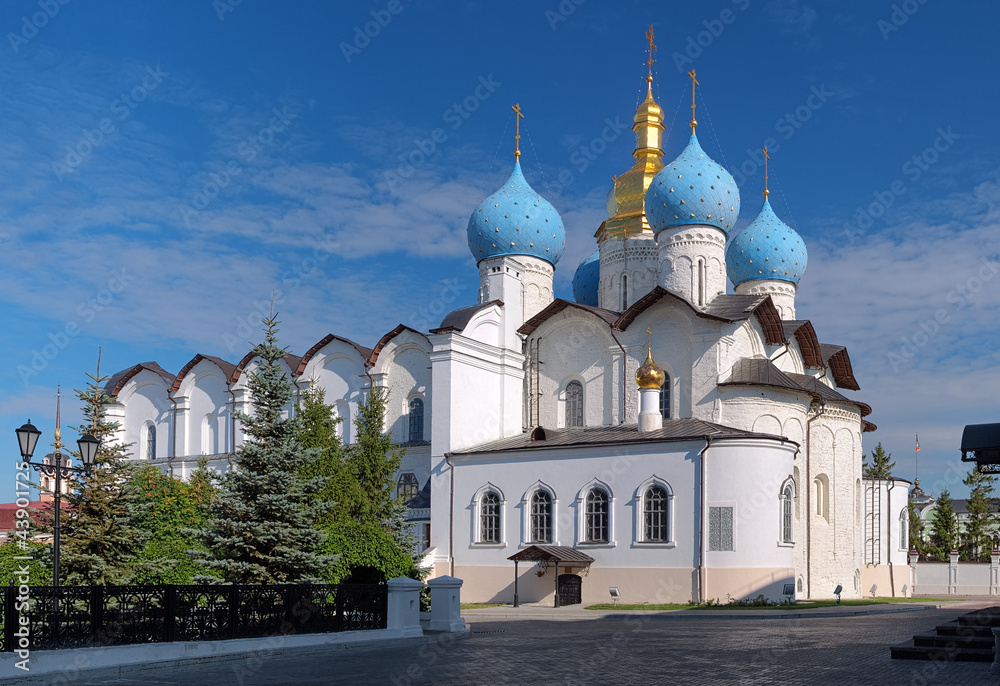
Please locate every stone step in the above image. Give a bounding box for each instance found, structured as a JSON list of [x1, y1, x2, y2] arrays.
[[934, 622, 994, 638], [912, 632, 995, 650], [890, 640, 995, 662]]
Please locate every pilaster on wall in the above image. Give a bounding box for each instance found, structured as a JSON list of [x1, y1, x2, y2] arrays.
[[656, 225, 727, 307], [736, 279, 798, 320], [599, 237, 659, 311]]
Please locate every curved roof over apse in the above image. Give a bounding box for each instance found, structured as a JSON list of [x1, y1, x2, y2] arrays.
[[517, 299, 620, 337], [170, 354, 237, 393], [782, 320, 824, 369], [105, 362, 174, 397], [430, 300, 503, 334], [820, 344, 860, 391], [367, 324, 430, 366], [228, 349, 302, 385], [293, 334, 374, 377], [616, 287, 785, 346]]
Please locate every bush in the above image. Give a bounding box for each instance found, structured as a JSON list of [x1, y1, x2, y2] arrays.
[[0, 541, 49, 585], [323, 521, 416, 584]]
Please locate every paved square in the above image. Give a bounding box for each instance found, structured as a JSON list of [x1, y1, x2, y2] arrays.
[[66, 608, 995, 685]]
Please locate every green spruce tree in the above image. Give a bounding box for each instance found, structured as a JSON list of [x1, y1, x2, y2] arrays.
[[347, 385, 403, 524], [193, 308, 334, 583], [297, 383, 353, 527], [929, 489, 960, 561], [863, 442, 895, 478], [907, 501, 939, 560], [42, 355, 148, 585], [961, 465, 998, 561]]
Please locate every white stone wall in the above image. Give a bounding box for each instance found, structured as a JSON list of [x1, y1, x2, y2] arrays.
[[735, 279, 798, 320], [656, 225, 727, 306], [598, 236, 659, 310]]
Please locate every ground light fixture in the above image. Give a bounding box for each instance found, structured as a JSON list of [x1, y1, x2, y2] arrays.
[[609, 587, 620, 606], [833, 584, 843, 604]]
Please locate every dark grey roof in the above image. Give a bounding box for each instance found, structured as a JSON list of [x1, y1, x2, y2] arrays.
[[820, 343, 846, 363], [104, 362, 175, 397], [722, 358, 804, 392], [407, 477, 431, 509], [451, 420, 785, 456], [518, 299, 619, 336], [786, 372, 851, 403], [962, 423, 1000, 452], [431, 300, 502, 333], [702, 294, 771, 320], [509, 545, 595, 564]]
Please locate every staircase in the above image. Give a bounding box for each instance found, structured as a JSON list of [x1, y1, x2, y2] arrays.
[[891, 607, 999, 662]]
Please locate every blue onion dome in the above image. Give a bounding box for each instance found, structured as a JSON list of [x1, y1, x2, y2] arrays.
[[467, 161, 566, 266], [644, 134, 740, 234], [572, 249, 600, 306], [725, 199, 808, 286]]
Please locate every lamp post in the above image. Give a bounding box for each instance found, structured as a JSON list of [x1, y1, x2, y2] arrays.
[[15, 419, 99, 587]]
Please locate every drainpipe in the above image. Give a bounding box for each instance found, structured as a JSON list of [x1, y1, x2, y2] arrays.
[[805, 400, 825, 599], [445, 454, 455, 577], [698, 435, 713, 604], [770, 342, 790, 366], [610, 330, 628, 425], [226, 387, 237, 458]]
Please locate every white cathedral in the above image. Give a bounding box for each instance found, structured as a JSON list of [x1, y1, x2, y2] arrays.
[[103, 57, 913, 606]]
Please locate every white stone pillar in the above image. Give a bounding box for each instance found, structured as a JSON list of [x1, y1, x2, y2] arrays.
[[948, 550, 959, 595], [638, 387, 662, 433], [909, 550, 919, 596], [426, 575, 467, 632], [387, 577, 424, 638], [991, 549, 1000, 596]]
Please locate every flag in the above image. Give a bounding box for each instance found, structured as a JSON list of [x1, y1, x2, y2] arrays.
[[916, 434, 920, 452]]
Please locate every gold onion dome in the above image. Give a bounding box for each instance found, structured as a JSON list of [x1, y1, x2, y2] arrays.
[[635, 344, 666, 390]]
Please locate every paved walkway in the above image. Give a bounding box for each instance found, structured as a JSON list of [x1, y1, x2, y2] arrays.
[[46, 602, 999, 685]]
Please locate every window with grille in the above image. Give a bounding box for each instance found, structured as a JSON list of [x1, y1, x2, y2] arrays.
[[709, 506, 733, 551], [530, 490, 552, 543], [480, 491, 501, 543], [782, 485, 793, 543], [565, 381, 584, 428], [397, 473, 419, 501], [408, 398, 424, 442], [585, 489, 609, 542], [145, 423, 156, 460], [643, 486, 668, 542]]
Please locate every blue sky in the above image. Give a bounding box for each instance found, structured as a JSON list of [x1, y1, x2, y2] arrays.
[[0, 0, 997, 500]]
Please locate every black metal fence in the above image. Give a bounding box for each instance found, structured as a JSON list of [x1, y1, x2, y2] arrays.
[[1, 583, 387, 651]]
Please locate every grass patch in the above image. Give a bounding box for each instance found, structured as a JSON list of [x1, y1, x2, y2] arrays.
[[460, 603, 508, 609], [585, 596, 957, 612]]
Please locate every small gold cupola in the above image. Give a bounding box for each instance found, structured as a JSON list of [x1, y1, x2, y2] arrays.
[[635, 328, 666, 390], [596, 26, 665, 243]]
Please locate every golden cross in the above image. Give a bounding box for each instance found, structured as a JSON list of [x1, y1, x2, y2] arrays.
[[646, 26, 656, 82], [688, 70, 699, 134], [763, 146, 770, 199], [512, 103, 524, 160]]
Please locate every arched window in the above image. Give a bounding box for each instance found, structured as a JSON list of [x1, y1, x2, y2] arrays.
[[397, 473, 419, 502], [202, 414, 219, 455], [621, 274, 629, 310], [408, 397, 424, 442], [145, 423, 156, 460], [530, 490, 552, 543], [814, 474, 829, 520], [565, 381, 584, 428], [782, 484, 793, 543], [585, 489, 609, 542], [480, 491, 501, 543], [643, 486, 668, 542], [899, 509, 908, 550], [659, 374, 671, 419], [697, 258, 706, 307]]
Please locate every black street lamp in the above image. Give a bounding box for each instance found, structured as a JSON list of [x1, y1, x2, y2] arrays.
[[16, 418, 99, 588]]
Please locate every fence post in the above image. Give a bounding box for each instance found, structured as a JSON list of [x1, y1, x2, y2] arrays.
[[908, 549, 918, 595], [386, 577, 423, 638], [228, 585, 239, 640], [164, 585, 176, 643], [948, 550, 960, 595], [91, 586, 105, 646], [991, 549, 1000, 596], [426, 576, 466, 632], [3, 581, 15, 653]]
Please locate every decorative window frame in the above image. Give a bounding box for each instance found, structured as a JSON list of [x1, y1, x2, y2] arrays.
[[813, 473, 830, 522], [778, 476, 795, 547], [471, 483, 507, 548], [631, 476, 675, 548], [708, 501, 737, 552], [576, 478, 615, 548], [560, 376, 586, 429], [143, 421, 157, 461], [898, 507, 908, 552], [406, 393, 425, 443], [520, 481, 558, 546]]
